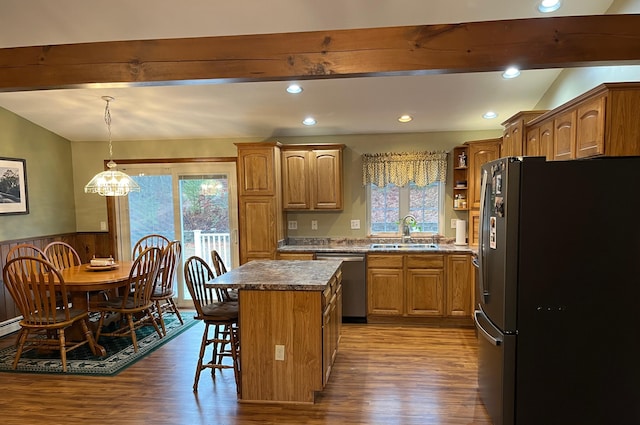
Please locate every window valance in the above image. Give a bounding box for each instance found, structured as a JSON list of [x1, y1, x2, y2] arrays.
[[362, 151, 448, 187]]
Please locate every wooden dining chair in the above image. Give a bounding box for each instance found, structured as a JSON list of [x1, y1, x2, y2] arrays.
[[44, 240, 110, 309], [6, 243, 62, 345], [6, 243, 46, 263], [94, 247, 163, 352], [2, 256, 101, 372], [132, 234, 170, 260], [44, 241, 81, 270], [152, 240, 184, 335], [184, 255, 240, 395]]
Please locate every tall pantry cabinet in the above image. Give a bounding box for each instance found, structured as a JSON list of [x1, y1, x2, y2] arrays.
[[236, 142, 285, 264]]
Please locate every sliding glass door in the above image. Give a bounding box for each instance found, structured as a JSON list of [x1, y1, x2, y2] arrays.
[[114, 161, 238, 306]]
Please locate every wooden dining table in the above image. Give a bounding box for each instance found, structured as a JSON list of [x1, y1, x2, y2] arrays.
[[58, 261, 134, 311]]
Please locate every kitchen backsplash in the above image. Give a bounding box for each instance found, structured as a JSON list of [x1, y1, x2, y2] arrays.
[[285, 235, 456, 246]]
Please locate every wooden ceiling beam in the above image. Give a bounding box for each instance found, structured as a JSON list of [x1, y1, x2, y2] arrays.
[[1, 14, 639, 91]]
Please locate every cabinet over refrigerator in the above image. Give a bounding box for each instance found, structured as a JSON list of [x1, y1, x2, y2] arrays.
[[474, 155, 640, 425]]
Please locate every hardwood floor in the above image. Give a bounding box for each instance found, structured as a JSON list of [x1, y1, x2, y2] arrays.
[[0, 320, 491, 425]]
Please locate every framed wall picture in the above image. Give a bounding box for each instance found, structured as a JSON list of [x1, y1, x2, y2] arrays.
[[0, 157, 29, 215]]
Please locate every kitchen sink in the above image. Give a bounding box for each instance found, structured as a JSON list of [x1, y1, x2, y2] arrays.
[[369, 243, 438, 250]]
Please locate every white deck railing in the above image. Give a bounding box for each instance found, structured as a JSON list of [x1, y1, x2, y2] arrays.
[[193, 230, 232, 270]]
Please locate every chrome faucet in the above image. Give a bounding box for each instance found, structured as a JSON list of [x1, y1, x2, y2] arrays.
[[401, 214, 417, 243]]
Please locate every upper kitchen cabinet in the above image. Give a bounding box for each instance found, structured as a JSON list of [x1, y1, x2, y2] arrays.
[[525, 119, 554, 159], [501, 111, 547, 157], [466, 138, 502, 211], [237, 143, 279, 196], [236, 142, 285, 264], [281, 145, 345, 211], [526, 83, 640, 160]]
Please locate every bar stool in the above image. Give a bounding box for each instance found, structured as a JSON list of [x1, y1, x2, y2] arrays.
[[184, 255, 240, 395]]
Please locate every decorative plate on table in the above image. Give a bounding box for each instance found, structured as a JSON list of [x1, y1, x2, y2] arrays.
[[85, 264, 119, 271]]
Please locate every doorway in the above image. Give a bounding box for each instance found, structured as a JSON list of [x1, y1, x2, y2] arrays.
[[113, 161, 239, 306]]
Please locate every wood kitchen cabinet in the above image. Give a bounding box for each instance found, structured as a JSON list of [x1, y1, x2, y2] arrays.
[[446, 254, 473, 317], [526, 119, 554, 158], [466, 138, 501, 246], [281, 145, 344, 210], [367, 254, 404, 316], [236, 142, 285, 264], [466, 138, 501, 211], [367, 253, 472, 324], [525, 83, 640, 161], [501, 111, 547, 157], [405, 255, 445, 317], [323, 271, 342, 385], [553, 109, 577, 161], [469, 209, 480, 247]]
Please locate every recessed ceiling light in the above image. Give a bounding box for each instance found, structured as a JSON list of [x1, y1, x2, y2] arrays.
[[286, 84, 303, 94], [483, 111, 498, 119], [502, 67, 521, 79], [302, 117, 316, 126], [538, 0, 561, 13], [398, 115, 413, 123]]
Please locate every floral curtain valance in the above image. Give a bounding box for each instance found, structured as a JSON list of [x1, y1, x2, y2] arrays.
[[362, 151, 448, 187]]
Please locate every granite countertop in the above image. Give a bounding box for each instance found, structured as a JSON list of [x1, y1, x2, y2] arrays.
[[208, 259, 342, 291], [278, 238, 475, 254]]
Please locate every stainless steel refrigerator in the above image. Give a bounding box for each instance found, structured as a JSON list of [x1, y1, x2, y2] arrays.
[[474, 156, 640, 425]]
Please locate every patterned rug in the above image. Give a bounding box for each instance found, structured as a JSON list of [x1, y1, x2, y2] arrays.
[[0, 314, 197, 376]]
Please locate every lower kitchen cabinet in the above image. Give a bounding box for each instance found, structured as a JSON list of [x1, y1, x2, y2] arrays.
[[446, 254, 473, 317], [405, 255, 445, 316], [367, 254, 404, 315], [322, 271, 342, 385], [367, 253, 472, 325]]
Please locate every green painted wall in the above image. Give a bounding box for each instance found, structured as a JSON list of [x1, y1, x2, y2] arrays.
[[71, 131, 502, 239], [0, 107, 76, 241], [280, 131, 501, 239]]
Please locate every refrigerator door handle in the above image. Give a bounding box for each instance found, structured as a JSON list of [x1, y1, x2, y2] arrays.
[[474, 311, 502, 346], [478, 169, 489, 301]]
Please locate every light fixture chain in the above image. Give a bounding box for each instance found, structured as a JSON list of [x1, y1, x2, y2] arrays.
[[104, 98, 113, 159]]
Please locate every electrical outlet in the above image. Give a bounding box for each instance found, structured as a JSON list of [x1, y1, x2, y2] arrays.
[[451, 219, 457, 229], [311, 220, 318, 230], [100, 221, 107, 231], [275, 344, 285, 361], [288, 220, 297, 230], [350, 219, 360, 230]]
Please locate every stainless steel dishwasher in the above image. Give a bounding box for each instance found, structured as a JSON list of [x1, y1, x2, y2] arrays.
[[315, 252, 366, 323]]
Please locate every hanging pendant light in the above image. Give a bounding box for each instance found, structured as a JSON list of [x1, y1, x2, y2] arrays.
[[84, 96, 140, 197]]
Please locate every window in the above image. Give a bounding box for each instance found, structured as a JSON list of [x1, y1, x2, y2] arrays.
[[368, 181, 443, 235]]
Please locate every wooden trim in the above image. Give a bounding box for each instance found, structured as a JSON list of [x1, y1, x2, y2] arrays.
[[1, 15, 640, 91], [280, 144, 345, 151], [0, 232, 110, 322], [110, 157, 237, 165]]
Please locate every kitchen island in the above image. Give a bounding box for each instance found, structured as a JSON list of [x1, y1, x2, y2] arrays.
[[208, 259, 343, 404]]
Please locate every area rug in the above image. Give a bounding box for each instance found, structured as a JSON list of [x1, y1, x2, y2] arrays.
[[0, 314, 197, 376]]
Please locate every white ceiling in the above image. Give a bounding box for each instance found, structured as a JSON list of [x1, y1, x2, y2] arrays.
[[0, 0, 631, 142]]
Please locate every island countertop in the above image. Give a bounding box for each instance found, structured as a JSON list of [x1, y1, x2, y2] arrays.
[[208, 259, 343, 291]]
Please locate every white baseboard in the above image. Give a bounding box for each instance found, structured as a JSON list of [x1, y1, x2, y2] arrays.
[[0, 317, 21, 337]]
